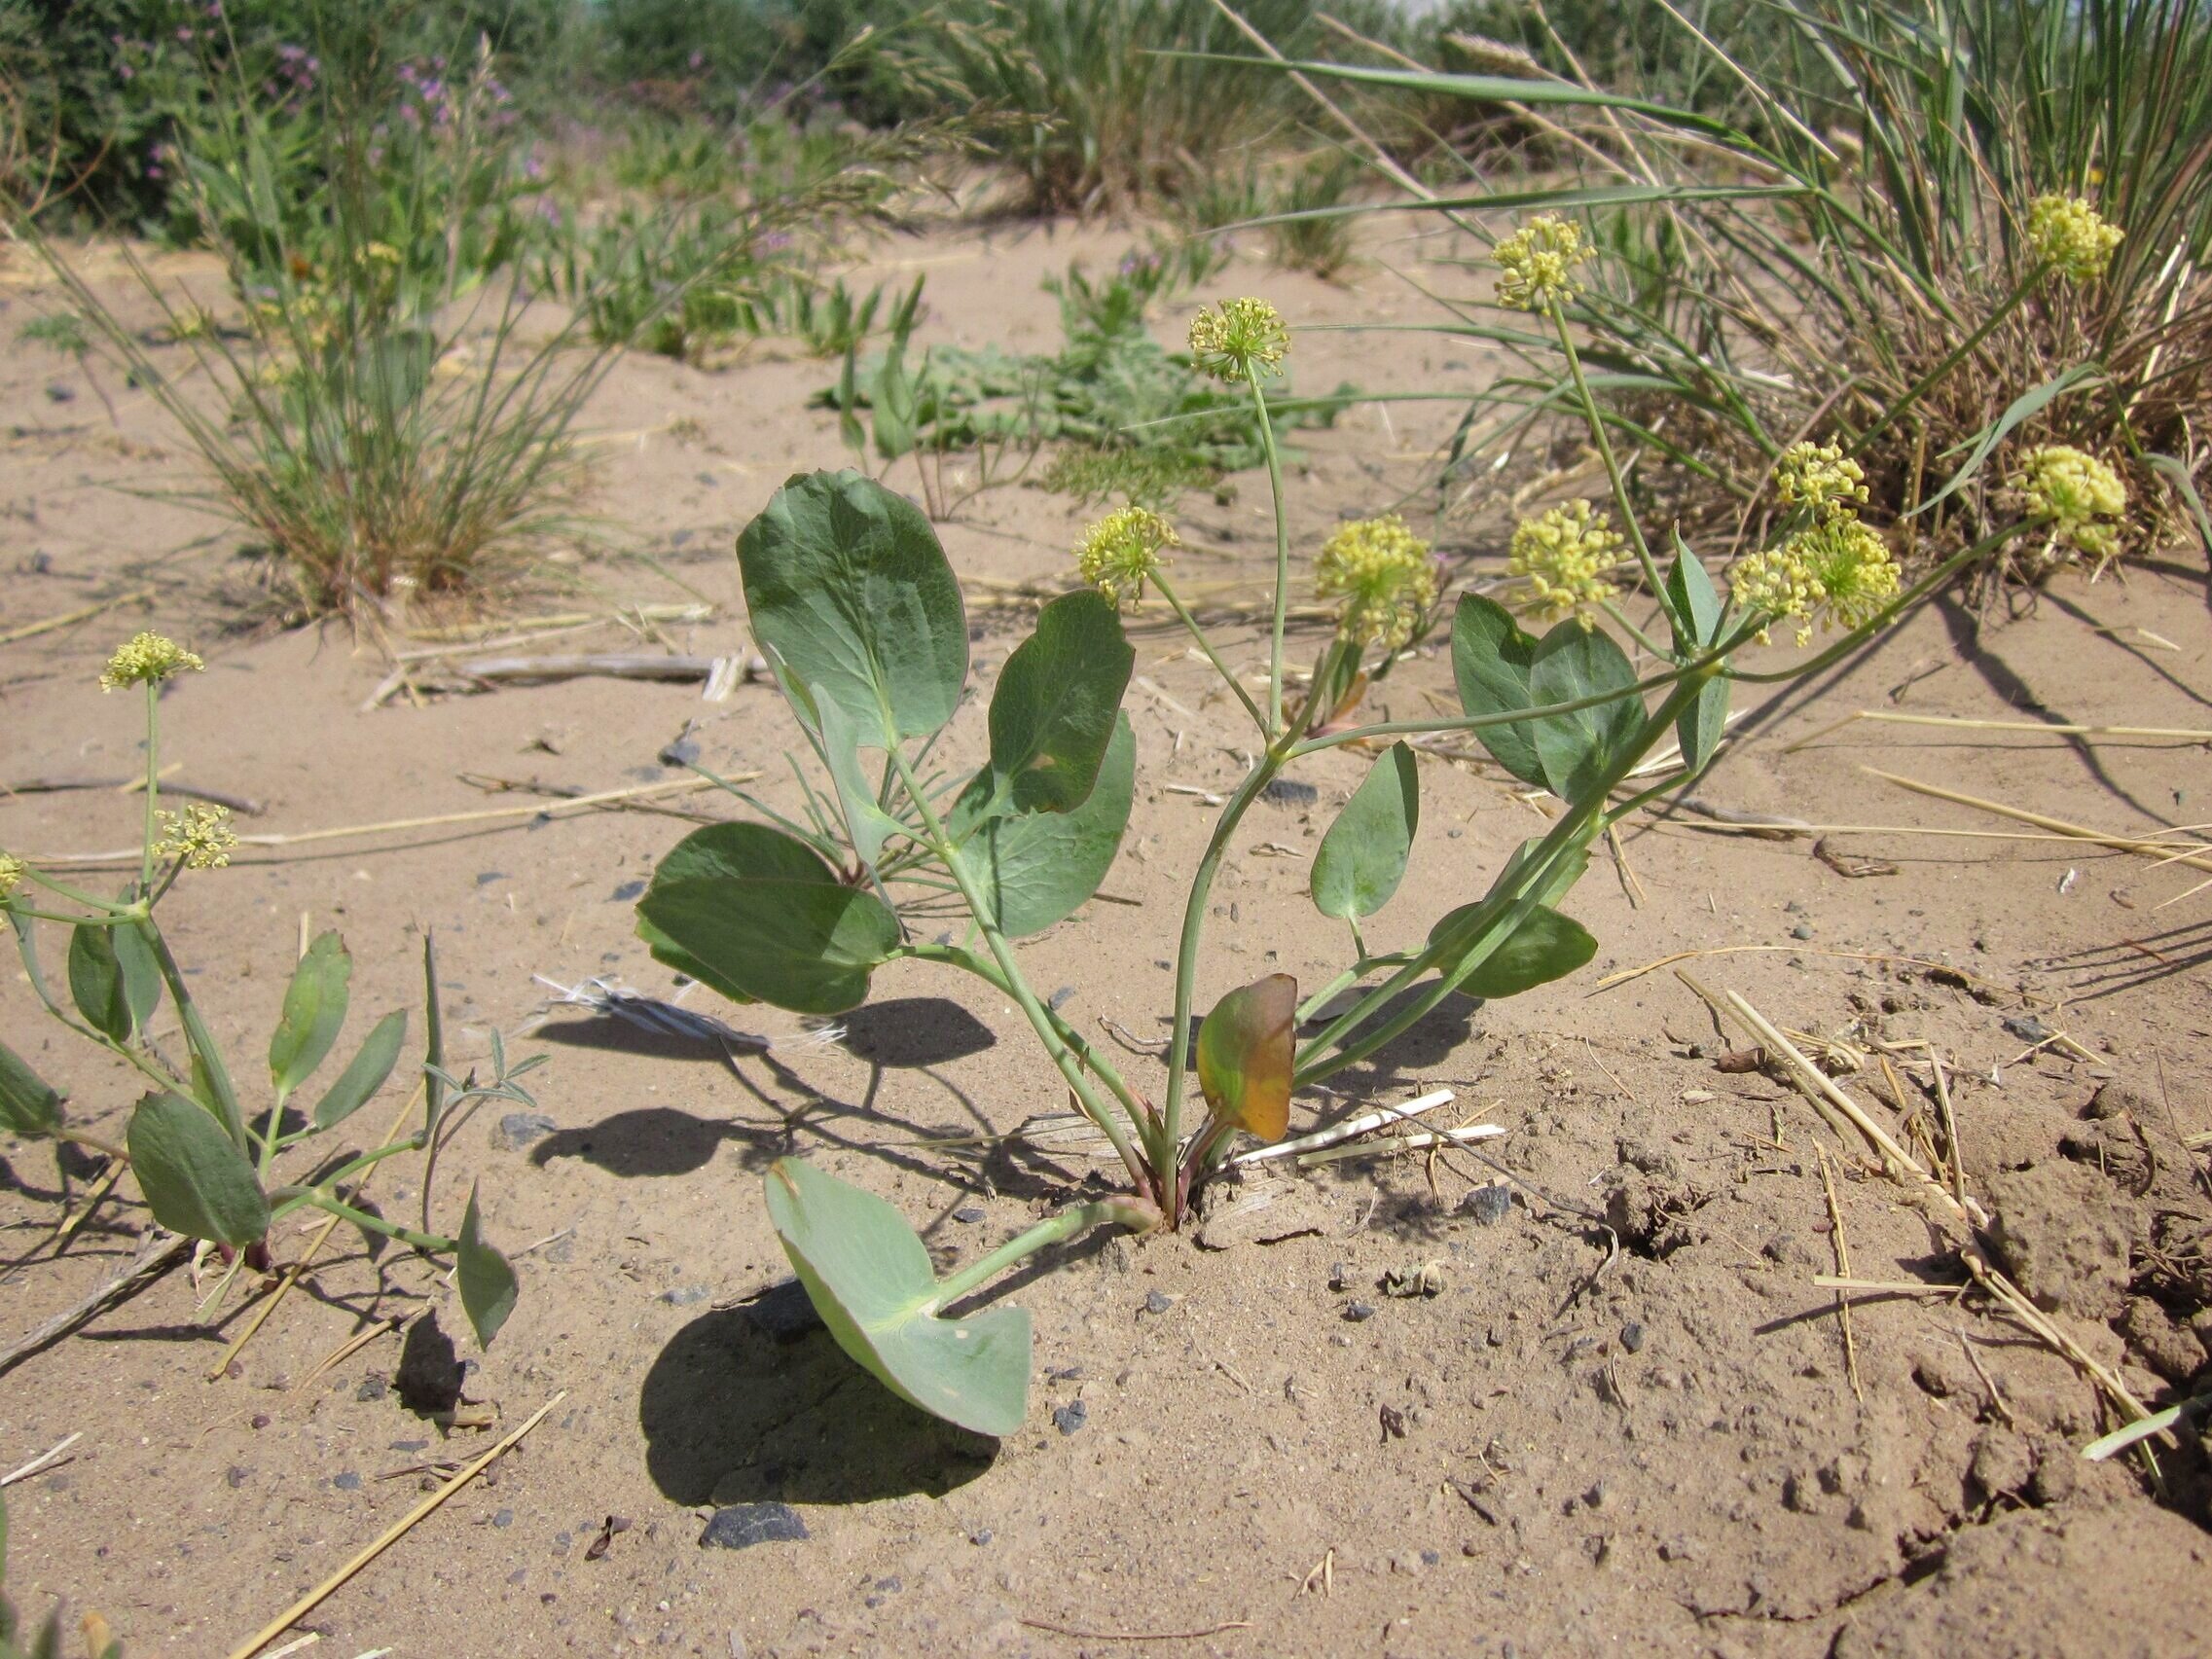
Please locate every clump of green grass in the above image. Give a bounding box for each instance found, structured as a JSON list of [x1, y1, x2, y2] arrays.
[[1303, 0, 2212, 580]]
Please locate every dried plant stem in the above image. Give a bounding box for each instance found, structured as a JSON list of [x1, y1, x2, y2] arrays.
[[1815, 1149, 1864, 1401], [1786, 709, 2212, 753], [0, 1431, 83, 1488], [0, 587, 156, 647], [1600, 945, 2020, 996], [225, 1391, 564, 1659], [25, 775, 738, 868], [1863, 767, 2212, 876]]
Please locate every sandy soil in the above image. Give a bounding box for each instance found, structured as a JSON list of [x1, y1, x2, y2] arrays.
[[3, 214, 2212, 1658]]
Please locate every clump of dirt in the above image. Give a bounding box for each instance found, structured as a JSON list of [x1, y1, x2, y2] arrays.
[[1982, 1163, 2138, 1320], [1602, 1136, 1709, 1255]]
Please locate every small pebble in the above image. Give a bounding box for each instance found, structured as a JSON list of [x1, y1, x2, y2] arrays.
[[612, 880, 646, 902], [1462, 1184, 1513, 1226], [1052, 1400, 1088, 1436], [491, 1111, 559, 1151], [699, 1502, 808, 1551], [333, 1471, 362, 1492], [1048, 986, 1076, 1011], [1344, 1301, 1377, 1322], [356, 1374, 388, 1402], [493, 1509, 515, 1529], [1262, 778, 1319, 807], [970, 1529, 994, 1546], [226, 1466, 250, 1489], [661, 1285, 711, 1306], [953, 1207, 986, 1224], [1790, 923, 1814, 940], [1142, 1290, 1173, 1316], [250, 1414, 272, 1430], [1621, 1320, 1646, 1353]]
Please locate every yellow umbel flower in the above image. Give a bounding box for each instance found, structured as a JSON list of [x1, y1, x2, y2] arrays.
[[154, 804, 237, 871], [1316, 514, 1437, 651], [1773, 441, 1868, 523], [1730, 520, 1898, 645], [2027, 194, 2123, 282], [2011, 444, 2127, 563], [1493, 214, 1592, 310], [1508, 500, 1623, 626], [1187, 299, 1289, 384], [0, 852, 24, 901], [100, 632, 204, 692], [1075, 507, 1179, 607]]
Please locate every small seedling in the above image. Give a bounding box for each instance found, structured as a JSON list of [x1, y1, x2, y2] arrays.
[[636, 230, 2083, 1435], [0, 638, 538, 1350]]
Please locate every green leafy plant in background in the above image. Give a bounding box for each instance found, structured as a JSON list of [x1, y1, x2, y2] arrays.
[[535, 200, 791, 360], [823, 255, 1342, 519], [1241, 0, 2211, 577], [637, 233, 2086, 1434], [0, 636, 539, 1348]]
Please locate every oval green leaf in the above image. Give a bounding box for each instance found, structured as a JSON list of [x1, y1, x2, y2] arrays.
[[0, 1037, 64, 1137], [311, 1008, 409, 1130], [1311, 742, 1420, 921], [270, 930, 352, 1101], [68, 920, 159, 1044], [764, 1156, 1032, 1437], [1426, 902, 1598, 999], [1452, 594, 1545, 786], [986, 590, 1134, 815], [457, 1180, 520, 1349], [738, 469, 968, 746], [127, 1091, 269, 1245], [954, 714, 1135, 937], [1527, 621, 1643, 801], [1197, 973, 1297, 1143], [1666, 532, 1731, 774], [635, 823, 900, 1015]]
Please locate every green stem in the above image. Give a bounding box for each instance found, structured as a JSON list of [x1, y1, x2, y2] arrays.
[[1246, 372, 1293, 736], [1292, 656, 1708, 758], [1297, 674, 1711, 1087], [897, 943, 1158, 1141], [1294, 953, 1417, 1027], [58, 1129, 128, 1162], [134, 917, 249, 1152], [277, 1188, 453, 1253], [1548, 298, 1677, 632], [139, 683, 160, 897], [888, 751, 1153, 1196], [1154, 572, 1267, 737], [16, 868, 130, 913], [1598, 598, 1673, 661], [1851, 266, 2046, 457], [927, 1196, 1156, 1310], [1159, 749, 1285, 1191]]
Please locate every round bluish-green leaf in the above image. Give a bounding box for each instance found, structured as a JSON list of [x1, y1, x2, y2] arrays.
[[1451, 595, 1544, 787], [738, 469, 968, 746], [954, 714, 1135, 937], [764, 1157, 1031, 1437], [1311, 742, 1419, 921], [985, 590, 1134, 815], [635, 822, 899, 1015], [1528, 621, 1643, 801], [0, 1037, 64, 1137], [127, 1091, 268, 1245]]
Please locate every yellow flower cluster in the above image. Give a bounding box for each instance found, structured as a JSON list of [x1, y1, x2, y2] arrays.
[[0, 852, 24, 901], [100, 632, 204, 692], [1186, 299, 1289, 384], [1316, 514, 1437, 651], [1075, 507, 1179, 607], [1773, 440, 1868, 523], [1729, 519, 1898, 645], [154, 804, 237, 871], [2027, 194, 2123, 283], [2011, 444, 2127, 564], [1493, 214, 1592, 311], [1507, 500, 1623, 626]]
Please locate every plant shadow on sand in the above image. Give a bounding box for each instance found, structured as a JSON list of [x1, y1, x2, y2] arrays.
[[640, 1306, 999, 1507]]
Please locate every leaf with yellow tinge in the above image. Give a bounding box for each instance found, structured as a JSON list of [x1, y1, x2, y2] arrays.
[[1196, 973, 1297, 1142]]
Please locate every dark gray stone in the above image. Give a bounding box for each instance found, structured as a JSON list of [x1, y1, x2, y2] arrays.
[[491, 1111, 559, 1151], [1052, 1399, 1088, 1436], [700, 1501, 809, 1551], [1462, 1184, 1513, 1226]]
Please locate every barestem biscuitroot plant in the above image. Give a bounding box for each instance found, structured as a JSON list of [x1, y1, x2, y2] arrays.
[[635, 260, 2085, 1436], [0, 639, 537, 1350]]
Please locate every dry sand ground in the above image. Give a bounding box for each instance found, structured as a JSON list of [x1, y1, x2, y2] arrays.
[[3, 215, 2212, 1657]]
